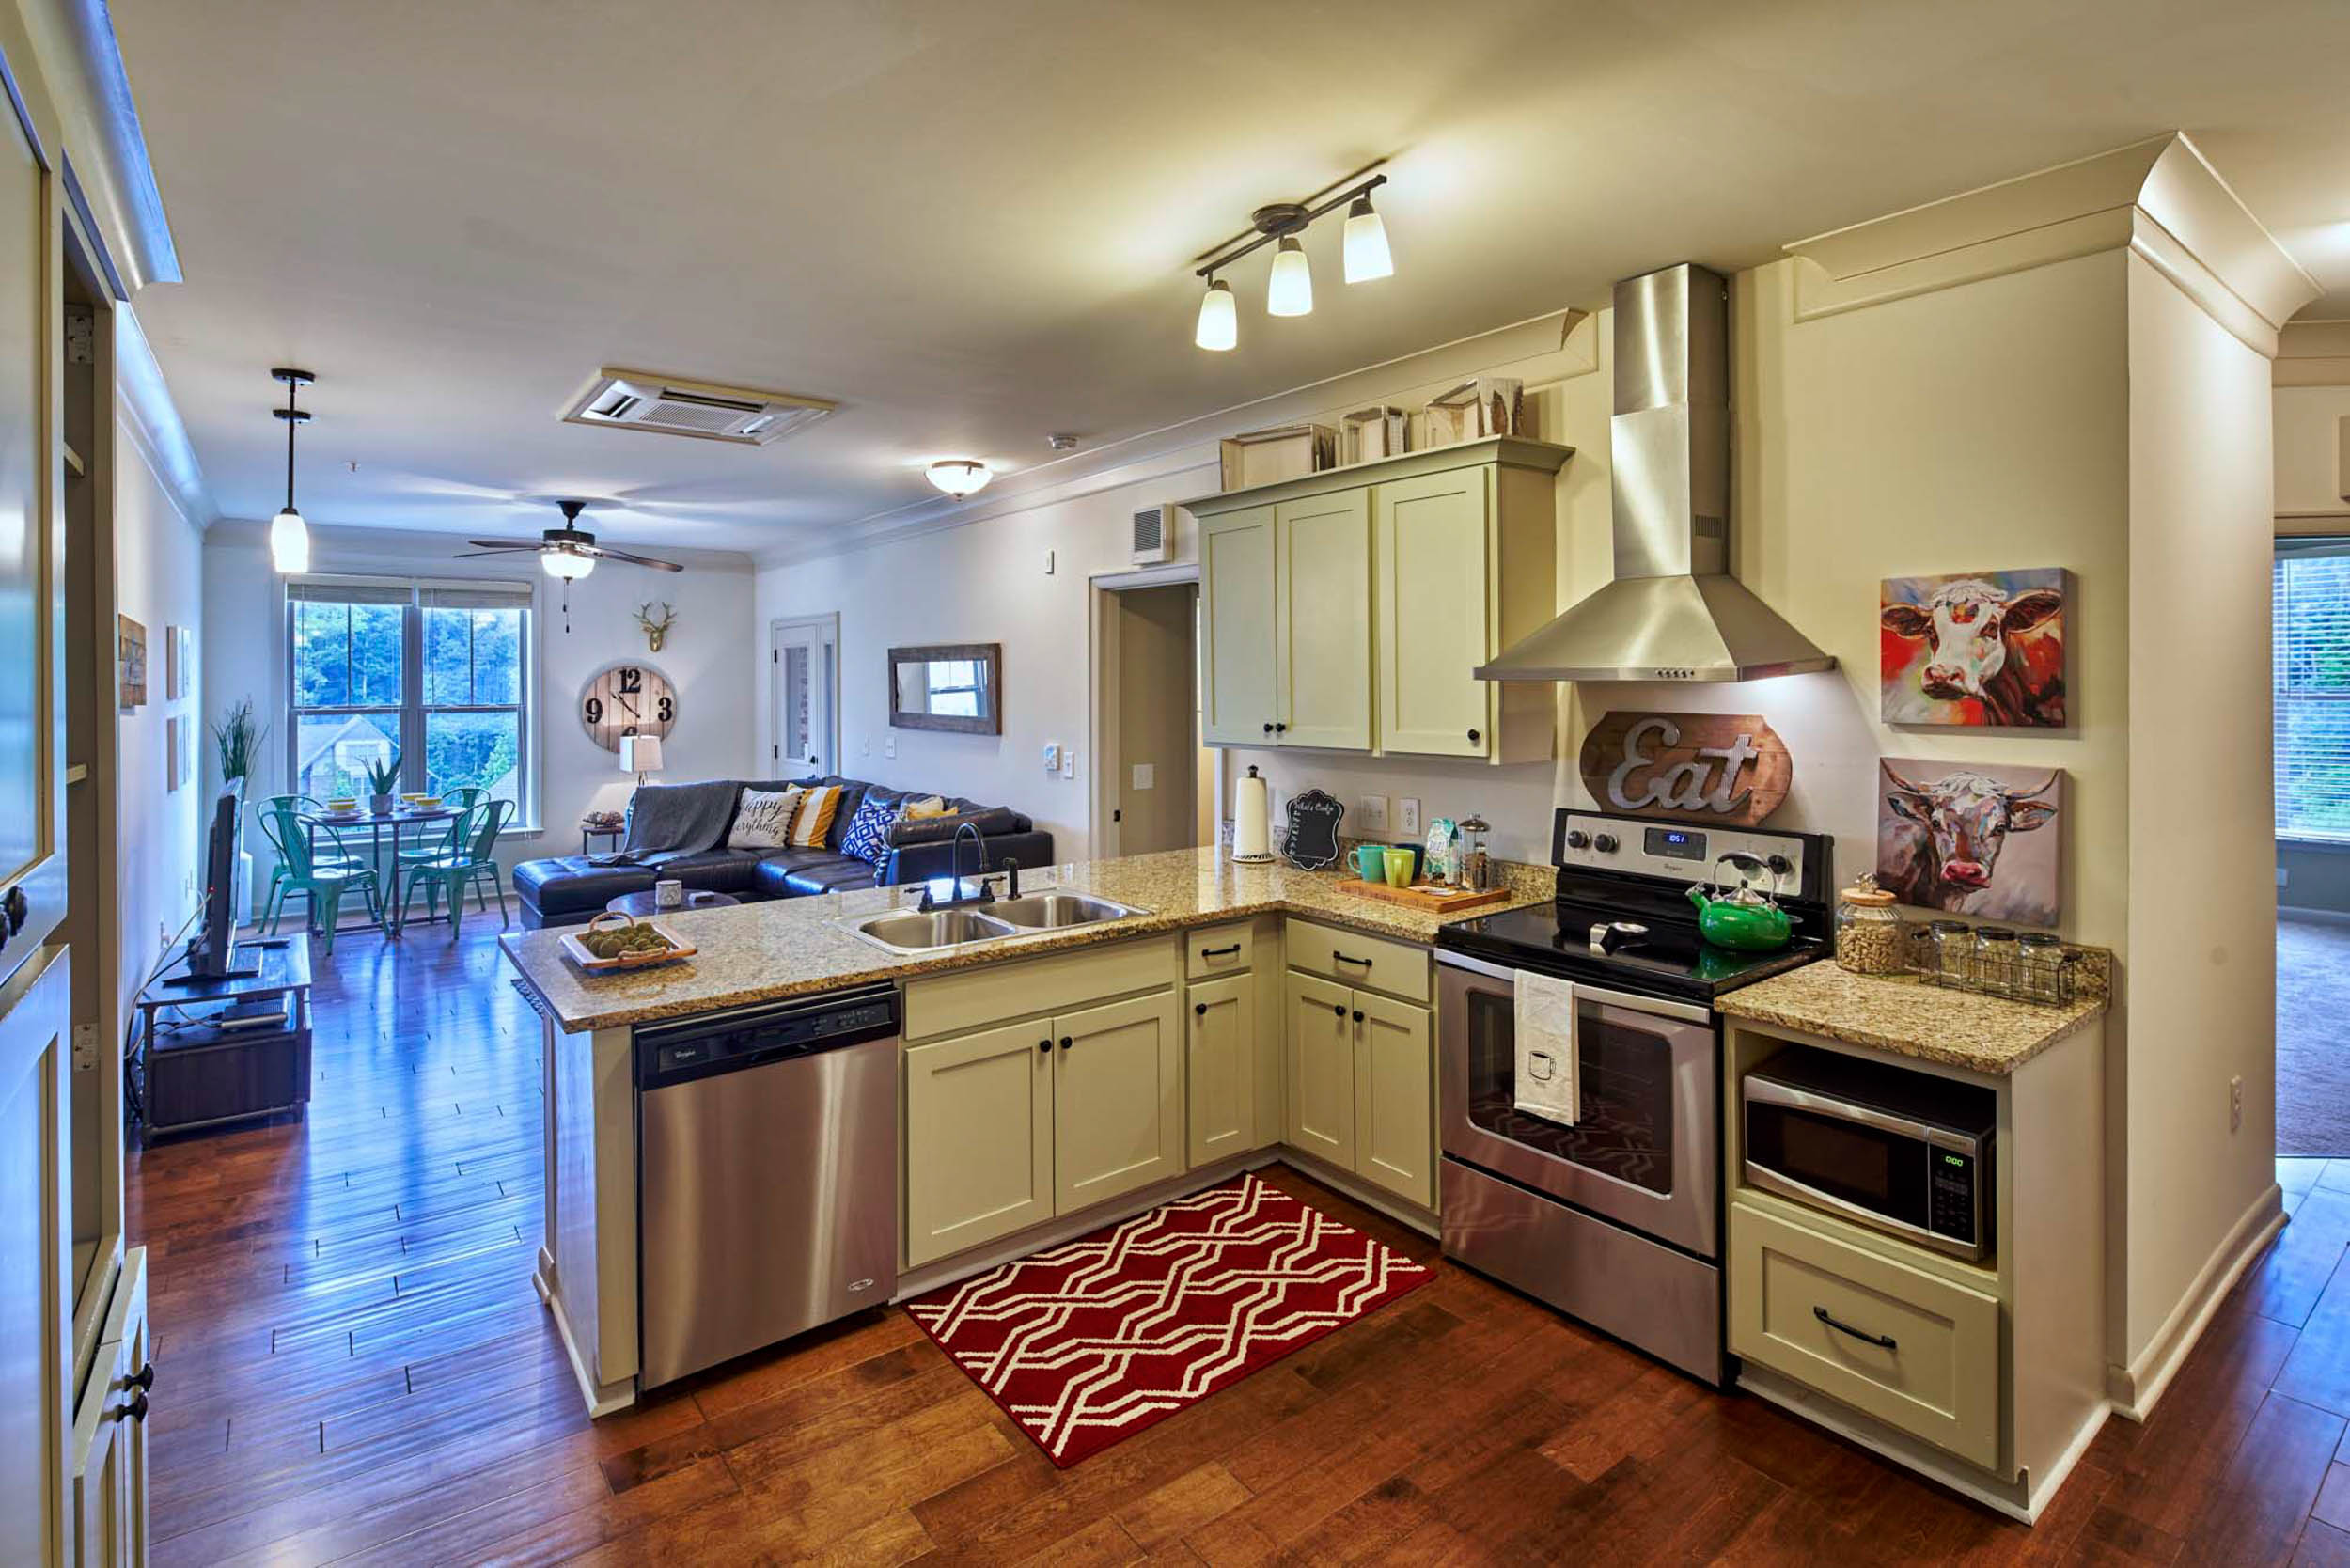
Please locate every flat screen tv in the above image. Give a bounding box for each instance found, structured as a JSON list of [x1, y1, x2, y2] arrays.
[[184, 780, 253, 981]]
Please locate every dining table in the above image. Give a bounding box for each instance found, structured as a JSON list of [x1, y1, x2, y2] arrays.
[[299, 804, 463, 937]]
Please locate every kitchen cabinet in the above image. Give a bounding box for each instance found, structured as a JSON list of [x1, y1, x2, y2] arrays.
[[1185, 975, 1256, 1168], [1187, 436, 1570, 761], [1053, 992, 1183, 1214], [904, 1021, 1057, 1268], [1274, 490, 1373, 751], [1285, 971, 1357, 1168], [1199, 505, 1277, 745], [1353, 993, 1435, 1208], [71, 1247, 149, 1568]]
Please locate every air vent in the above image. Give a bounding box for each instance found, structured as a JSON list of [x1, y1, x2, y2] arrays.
[[560, 368, 836, 447], [1133, 503, 1174, 565]]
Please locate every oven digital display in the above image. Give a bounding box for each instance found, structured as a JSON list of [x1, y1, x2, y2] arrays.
[[1644, 826, 1705, 861]]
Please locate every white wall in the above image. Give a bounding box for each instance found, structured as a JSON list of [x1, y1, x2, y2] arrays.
[[114, 412, 207, 986], [203, 521, 758, 883], [2123, 252, 2280, 1369]]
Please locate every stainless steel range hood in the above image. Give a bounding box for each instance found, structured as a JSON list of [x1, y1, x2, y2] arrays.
[[1474, 264, 1834, 683]]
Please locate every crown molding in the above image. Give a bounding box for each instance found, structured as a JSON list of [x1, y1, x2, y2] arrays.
[[1783, 133, 2317, 353], [114, 302, 216, 526], [16, 0, 178, 294], [2274, 321, 2350, 387]]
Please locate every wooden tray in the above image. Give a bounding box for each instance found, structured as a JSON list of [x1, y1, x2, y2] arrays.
[[1343, 879, 1514, 915], [558, 916, 697, 974]]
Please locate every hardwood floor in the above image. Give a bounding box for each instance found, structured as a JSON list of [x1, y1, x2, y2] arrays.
[[129, 918, 2350, 1564]]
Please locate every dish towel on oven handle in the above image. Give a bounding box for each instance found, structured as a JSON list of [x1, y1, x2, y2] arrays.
[[1512, 971, 1579, 1125]]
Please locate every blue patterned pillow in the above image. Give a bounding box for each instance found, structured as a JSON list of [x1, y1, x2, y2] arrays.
[[838, 794, 900, 864]]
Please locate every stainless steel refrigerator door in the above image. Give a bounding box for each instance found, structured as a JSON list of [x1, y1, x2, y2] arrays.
[[636, 1035, 899, 1388]]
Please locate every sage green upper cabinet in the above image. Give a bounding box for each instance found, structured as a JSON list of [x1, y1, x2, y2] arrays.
[[1185, 437, 1569, 763], [1199, 505, 1277, 745], [1274, 490, 1373, 752]]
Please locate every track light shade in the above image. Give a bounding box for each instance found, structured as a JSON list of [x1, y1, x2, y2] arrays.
[[1195, 279, 1237, 351]]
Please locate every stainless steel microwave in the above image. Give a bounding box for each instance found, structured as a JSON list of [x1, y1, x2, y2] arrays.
[[1742, 1048, 1996, 1262]]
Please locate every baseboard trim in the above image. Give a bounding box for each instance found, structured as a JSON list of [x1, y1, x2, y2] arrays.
[[2107, 1183, 2285, 1419], [1275, 1147, 1440, 1240], [2279, 904, 2350, 928], [536, 1250, 636, 1418]]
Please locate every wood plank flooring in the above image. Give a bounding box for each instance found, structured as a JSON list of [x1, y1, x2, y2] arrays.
[[127, 918, 2350, 1564]]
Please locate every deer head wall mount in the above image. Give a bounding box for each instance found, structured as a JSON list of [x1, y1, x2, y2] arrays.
[[634, 601, 677, 652]]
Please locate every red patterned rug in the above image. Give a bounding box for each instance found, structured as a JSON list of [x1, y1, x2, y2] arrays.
[[904, 1172, 1434, 1466]]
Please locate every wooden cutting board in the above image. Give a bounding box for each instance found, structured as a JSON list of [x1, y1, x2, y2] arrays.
[[1342, 880, 1515, 915]]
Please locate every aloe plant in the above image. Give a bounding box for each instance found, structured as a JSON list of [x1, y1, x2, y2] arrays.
[[364, 753, 400, 795], [211, 697, 266, 783]]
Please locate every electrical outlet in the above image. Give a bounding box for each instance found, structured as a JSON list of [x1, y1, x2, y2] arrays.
[[1359, 794, 1389, 833], [1062, 748, 1078, 781], [2231, 1074, 2244, 1133], [1399, 797, 1422, 836], [884, 733, 897, 759], [1131, 762, 1154, 791]]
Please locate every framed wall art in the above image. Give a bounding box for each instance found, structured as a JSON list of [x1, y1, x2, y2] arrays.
[[118, 615, 147, 708], [1880, 568, 2068, 728], [1876, 758, 2063, 926]]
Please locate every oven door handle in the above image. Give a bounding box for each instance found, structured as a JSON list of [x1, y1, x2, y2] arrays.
[[1742, 1076, 1950, 1146], [1434, 952, 1712, 1026]]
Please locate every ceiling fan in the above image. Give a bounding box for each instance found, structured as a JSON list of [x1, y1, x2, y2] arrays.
[[456, 498, 685, 579]]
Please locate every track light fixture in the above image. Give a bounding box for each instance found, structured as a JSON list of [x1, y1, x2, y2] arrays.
[[1189, 167, 1394, 350], [268, 368, 315, 573]]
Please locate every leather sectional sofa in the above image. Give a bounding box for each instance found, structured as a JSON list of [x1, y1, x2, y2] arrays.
[[513, 775, 1054, 929]]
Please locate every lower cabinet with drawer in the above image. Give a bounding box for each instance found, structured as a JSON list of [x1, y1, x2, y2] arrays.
[[1729, 1200, 2000, 1470]]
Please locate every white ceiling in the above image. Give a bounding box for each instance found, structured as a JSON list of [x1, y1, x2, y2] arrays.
[[114, 0, 2350, 558]]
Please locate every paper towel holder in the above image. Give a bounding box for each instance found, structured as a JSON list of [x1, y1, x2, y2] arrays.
[[1230, 764, 1276, 863]]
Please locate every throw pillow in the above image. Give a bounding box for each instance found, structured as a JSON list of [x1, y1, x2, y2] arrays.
[[838, 794, 900, 864], [790, 784, 844, 848], [728, 786, 803, 851], [901, 795, 952, 820]]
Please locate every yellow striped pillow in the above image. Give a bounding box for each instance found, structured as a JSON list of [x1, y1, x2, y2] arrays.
[[790, 784, 844, 848]]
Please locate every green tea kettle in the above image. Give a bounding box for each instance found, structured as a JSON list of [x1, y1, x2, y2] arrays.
[[1687, 851, 1794, 952]]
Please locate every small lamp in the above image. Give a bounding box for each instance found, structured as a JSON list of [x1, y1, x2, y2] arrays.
[[619, 733, 665, 788]]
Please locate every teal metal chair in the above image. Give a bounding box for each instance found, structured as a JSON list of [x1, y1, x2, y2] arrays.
[[393, 787, 482, 890], [258, 794, 367, 919], [398, 798, 515, 938], [256, 803, 384, 955]]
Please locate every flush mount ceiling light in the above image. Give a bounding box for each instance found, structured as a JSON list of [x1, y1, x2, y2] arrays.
[[268, 368, 315, 574], [1190, 165, 1394, 350], [927, 459, 992, 499]]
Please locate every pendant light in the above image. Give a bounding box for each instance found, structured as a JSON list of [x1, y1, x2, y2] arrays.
[[1342, 193, 1393, 283], [268, 368, 315, 574], [926, 459, 992, 499], [1266, 236, 1313, 317], [1195, 277, 1237, 351]]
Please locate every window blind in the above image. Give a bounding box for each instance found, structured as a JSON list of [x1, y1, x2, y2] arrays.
[[420, 582, 533, 610], [286, 578, 412, 606], [2275, 541, 2350, 842]]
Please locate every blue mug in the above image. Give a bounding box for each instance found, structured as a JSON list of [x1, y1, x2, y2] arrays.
[[1350, 844, 1387, 881]]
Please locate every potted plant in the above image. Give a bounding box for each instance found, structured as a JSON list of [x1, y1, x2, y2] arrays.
[[363, 753, 400, 817], [212, 698, 267, 921]]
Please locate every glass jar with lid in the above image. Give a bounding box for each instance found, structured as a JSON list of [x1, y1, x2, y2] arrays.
[[1833, 873, 1905, 976], [1972, 927, 2021, 998], [1925, 919, 1974, 988]]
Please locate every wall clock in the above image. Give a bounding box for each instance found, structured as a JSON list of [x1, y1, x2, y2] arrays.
[[579, 662, 678, 752]]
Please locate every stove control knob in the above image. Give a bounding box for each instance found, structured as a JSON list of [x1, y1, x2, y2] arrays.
[[1592, 833, 1620, 854], [1564, 830, 1591, 851], [1766, 854, 1792, 877]]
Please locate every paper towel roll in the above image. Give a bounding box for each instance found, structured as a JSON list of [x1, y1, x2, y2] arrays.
[[1232, 765, 1273, 861]]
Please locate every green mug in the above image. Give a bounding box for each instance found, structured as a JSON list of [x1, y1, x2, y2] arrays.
[[1383, 847, 1416, 888], [1351, 844, 1387, 881]]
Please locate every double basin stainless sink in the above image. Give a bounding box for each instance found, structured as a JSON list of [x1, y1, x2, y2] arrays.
[[844, 891, 1147, 957]]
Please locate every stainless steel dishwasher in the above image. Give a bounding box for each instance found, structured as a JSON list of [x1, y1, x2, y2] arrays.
[[634, 982, 900, 1388]]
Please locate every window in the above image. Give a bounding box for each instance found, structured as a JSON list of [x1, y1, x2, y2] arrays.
[[289, 577, 536, 825], [925, 659, 986, 718], [2275, 542, 2350, 843]]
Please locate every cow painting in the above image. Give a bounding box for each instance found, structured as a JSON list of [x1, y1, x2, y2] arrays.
[[1876, 760, 2063, 926], [1880, 568, 2069, 728]]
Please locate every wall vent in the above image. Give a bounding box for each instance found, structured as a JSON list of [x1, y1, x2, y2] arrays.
[[1133, 503, 1174, 565], [560, 368, 837, 447]]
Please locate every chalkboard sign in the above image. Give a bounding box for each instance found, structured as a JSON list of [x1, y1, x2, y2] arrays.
[[1280, 788, 1346, 870]]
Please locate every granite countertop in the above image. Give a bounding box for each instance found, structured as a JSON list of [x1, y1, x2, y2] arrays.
[[1716, 955, 2110, 1075], [500, 847, 1551, 1034]]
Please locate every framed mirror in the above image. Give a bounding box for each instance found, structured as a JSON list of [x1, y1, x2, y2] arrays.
[[888, 643, 1002, 734]]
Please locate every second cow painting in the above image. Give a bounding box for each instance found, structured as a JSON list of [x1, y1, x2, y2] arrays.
[[1877, 759, 2064, 927], [1880, 567, 2069, 728]]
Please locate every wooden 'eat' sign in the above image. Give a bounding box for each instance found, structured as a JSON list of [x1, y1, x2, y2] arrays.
[[1576, 712, 1791, 826]]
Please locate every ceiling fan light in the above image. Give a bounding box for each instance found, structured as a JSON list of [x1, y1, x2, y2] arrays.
[[927, 459, 992, 499], [1266, 236, 1313, 317], [1342, 196, 1392, 283], [542, 547, 594, 580], [1195, 279, 1238, 351], [269, 507, 310, 574]]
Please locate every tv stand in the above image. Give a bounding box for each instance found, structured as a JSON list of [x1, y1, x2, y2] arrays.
[[158, 939, 260, 985], [132, 940, 312, 1139]]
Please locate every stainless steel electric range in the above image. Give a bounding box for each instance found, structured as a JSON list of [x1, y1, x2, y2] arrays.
[[1434, 808, 1832, 1385]]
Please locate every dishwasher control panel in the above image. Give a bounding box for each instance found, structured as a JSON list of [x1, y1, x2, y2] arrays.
[[635, 985, 900, 1090]]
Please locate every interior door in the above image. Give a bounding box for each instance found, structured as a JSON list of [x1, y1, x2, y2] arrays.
[[0, 952, 72, 1567], [1377, 467, 1494, 758], [1199, 506, 1276, 745], [1275, 490, 1373, 751], [1284, 970, 1355, 1167], [1053, 991, 1182, 1213], [769, 615, 838, 776]]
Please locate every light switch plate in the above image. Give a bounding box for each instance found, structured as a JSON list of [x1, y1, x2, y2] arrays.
[[1061, 748, 1078, 780], [1132, 762, 1155, 791], [1359, 794, 1390, 833], [1399, 797, 1422, 836], [884, 733, 897, 759]]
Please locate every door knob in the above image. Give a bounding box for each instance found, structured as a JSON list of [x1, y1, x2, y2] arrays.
[[114, 1391, 148, 1423], [1466, 729, 1480, 744], [126, 1364, 154, 1393], [1038, 1039, 1052, 1054], [1194, 1002, 1207, 1016], [1058, 1036, 1073, 1051], [1263, 722, 1275, 734], [1332, 1003, 1345, 1017], [1275, 722, 1288, 733], [1352, 1010, 1364, 1023]]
